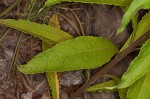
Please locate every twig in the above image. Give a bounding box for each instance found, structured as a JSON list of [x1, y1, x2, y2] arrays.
[[70, 30, 150, 99], [7, 33, 23, 81], [0, 28, 11, 42], [0, 0, 21, 18], [69, 9, 85, 35], [55, 12, 81, 36]]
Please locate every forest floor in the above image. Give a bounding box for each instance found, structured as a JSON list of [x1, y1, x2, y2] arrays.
[[0, 0, 135, 99]]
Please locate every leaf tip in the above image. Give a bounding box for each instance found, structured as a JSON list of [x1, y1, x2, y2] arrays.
[[116, 26, 125, 35], [17, 65, 25, 73], [17, 65, 31, 74]]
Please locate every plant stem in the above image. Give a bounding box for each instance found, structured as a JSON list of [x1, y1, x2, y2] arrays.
[[70, 30, 150, 99]]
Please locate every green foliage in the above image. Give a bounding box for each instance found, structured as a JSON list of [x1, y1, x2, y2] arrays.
[[87, 75, 127, 99], [120, 11, 150, 51], [18, 36, 118, 74], [127, 72, 150, 99], [117, 0, 150, 34], [46, 72, 59, 99], [86, 80, 117, 92], [43, 42, 60, 99], [43, 0, 132, 8], [43, 14, 62, 99], [1, 0, 150, 99], [118, 39, 150, 89], [43, 40, 60, 99], [0, 19, 72, 45]]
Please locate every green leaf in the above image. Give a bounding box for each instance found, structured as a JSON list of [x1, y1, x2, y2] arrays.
[[18, 36, 119, 74], [43, 0, 132, 8], [117, 0, 150, 34], [87, 75, 127, 99], [86, 80, 117, 92], [0, 19, 73, 45], [120, 11, 150, 52], [117, 39, 150, 89], [127, 72, 150, 99]]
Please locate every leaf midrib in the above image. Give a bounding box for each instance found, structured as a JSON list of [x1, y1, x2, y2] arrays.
[[136, 75, 147, 99], [62, 47, 117, 59]]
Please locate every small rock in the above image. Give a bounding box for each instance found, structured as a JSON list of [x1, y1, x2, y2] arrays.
[[21, 92, 33, 99], [60, 71, 83, 87]]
